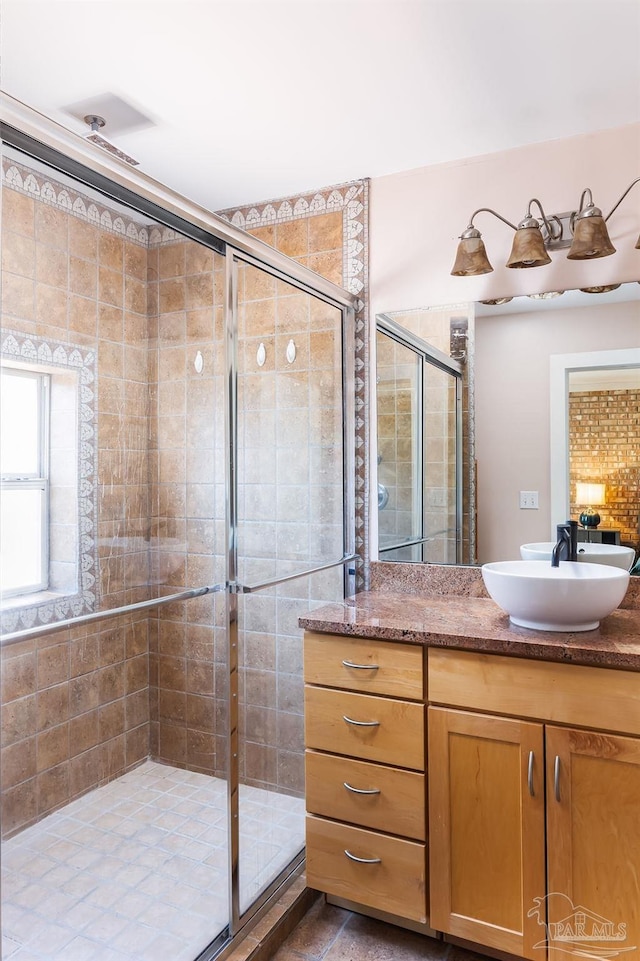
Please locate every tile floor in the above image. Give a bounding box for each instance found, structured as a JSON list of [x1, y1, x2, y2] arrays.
[[1, 760, 305, 961], [269, 899, 486, 961]]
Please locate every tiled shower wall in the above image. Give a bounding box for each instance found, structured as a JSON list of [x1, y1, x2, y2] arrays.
[[146, 237, 227, 777], [1, 158, 369, 832], [383, 306, 474, 564], [0, 166, 152, 837], [146, 222, 348, 797], [569, 388, 640, 551]]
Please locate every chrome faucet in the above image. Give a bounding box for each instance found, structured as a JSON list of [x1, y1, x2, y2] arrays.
[[551, 520, 578, 567]]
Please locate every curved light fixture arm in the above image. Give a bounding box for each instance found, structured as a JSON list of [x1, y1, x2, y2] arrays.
[[468, 207, 517, 232], [527, 198, 562, 242], [604, 177, 640, 222]]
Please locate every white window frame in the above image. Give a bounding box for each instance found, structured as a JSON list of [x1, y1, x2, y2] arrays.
[[0, 365, 50, 597]]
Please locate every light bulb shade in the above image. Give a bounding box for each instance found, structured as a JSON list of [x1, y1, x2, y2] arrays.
[[506, 225, 551, 268], [451, 233, 493, 276], [635, 231, 640, 250], [567, 215, 616, 260], [576, 482, 606, 506]]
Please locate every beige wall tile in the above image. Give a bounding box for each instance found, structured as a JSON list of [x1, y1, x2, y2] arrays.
[[35, 204, 68, 248], [2, 229, 36, 278], [3, 190, 35, 237], [37, 723, 69, 772], [308, 210, 343, 252], [275, 220, 308, 258]]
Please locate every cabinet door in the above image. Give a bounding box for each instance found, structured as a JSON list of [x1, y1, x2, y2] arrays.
[[428, 707, 545, 959], [546, 726, 640, 961]]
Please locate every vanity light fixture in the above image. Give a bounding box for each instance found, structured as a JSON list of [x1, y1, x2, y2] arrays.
[[579, 284, 621, 294], [451, 178, 640, 276]]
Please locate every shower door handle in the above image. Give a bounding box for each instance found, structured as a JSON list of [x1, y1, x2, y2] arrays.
[[234, 553, 358, 594]]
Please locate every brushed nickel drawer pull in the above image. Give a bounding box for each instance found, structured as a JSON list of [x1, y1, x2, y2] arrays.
[[344, 849, 382, 864], [528, 750, 535, 797], [343, 781, 381, 796], [554, 755, 561, 802], [341, 659, 379, 671], [342, 715, 380, 727]]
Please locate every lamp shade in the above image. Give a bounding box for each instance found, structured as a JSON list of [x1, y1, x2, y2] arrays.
[[567, 214, 616, 260], [506, 225, 551, 269], [576, 482, 606, 506], [451, 228, 493, 276]]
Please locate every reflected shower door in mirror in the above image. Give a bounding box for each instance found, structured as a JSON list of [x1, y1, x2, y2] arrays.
[[376, 316, 463, 564]]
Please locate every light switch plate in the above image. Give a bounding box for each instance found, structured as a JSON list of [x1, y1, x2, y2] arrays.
[[519, 491, 539, 509]]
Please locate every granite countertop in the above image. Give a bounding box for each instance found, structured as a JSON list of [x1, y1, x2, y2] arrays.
[[299, 586, 640, 672]]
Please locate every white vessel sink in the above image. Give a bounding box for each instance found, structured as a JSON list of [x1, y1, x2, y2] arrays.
[[520, 541, 635, 571], [482, 560, 630, 632]]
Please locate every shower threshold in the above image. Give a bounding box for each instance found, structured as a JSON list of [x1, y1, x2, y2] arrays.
[[1, 761, 305, 961]]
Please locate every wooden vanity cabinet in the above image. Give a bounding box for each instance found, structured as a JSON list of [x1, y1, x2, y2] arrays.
[[303, 632, 428, 924], [545, 725, 640, 961], [428, 649, 640, 961], [428, 707, 545, 959]]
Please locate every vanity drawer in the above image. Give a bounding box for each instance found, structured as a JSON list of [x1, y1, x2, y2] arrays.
[[305, 750, 426, 840], [304, 685, 425, 770], [304, 632, 424, 700], [428, 649, 640, 736], [306, 814, 427, 923]]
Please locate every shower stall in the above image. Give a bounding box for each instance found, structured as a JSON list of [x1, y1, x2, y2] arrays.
[[0, 95, 356, 961]]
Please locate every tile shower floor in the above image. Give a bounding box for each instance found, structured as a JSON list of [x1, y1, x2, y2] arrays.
[[1, 761, 305, 961]]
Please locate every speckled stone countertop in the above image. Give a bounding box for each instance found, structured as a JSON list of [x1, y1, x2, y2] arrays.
[[299, 563, 640, 672]]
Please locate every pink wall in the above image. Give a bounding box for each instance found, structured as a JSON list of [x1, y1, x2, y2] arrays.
[[369, 123, 640, 314]]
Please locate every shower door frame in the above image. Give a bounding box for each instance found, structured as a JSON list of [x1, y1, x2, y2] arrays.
[[0, 93, 358, 960], [376, 314, 463, 563], [223, 248, 356, 942]]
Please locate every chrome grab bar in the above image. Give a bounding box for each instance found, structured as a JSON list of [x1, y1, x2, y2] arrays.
[[342, 659, 379, 671], [379, 530, 458, 554], [0, 584, 224, 646], [344, 849, 381, 865], [343, 715, 380, 728], [343, 781, 381, 796], [234, 553, 358, 594], [2, 553, 360, 645]]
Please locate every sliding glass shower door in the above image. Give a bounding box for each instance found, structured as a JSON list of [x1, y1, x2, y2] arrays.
[[0, 99, 356, 961], [227, 256, 354, 926]]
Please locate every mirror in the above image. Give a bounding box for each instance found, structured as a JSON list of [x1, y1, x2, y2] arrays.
[[376, 314, 463, 564], [377, 282, 640, 565]]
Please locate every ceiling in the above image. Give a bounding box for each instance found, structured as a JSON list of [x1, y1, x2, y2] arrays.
[[1, 0, 639, 213]]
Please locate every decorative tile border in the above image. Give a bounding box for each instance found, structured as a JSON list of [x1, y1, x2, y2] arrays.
[[218, 181, 371, 590], [2, 158, 183, 249], [0, 330, 98, 635]]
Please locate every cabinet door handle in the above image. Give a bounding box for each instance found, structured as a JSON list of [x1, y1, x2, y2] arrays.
[[342, 659, 379, 671], [344, 849, 382, 865], [343, 781, 381, 796], [342, 715, 380, 727], [528, 750, 535, 797], [554, 755, 561, 801]]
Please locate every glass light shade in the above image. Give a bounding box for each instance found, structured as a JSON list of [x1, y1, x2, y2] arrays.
[[451, 233, 493, 276], [576, 482, 606, 506], [506, 225, 551, 268], [567, 215, 616, 260], [635, 231, 640, 250]]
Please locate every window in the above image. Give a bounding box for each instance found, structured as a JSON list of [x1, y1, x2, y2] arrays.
[[0, 330, 97, 634], [0, 365, 50, 597]]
